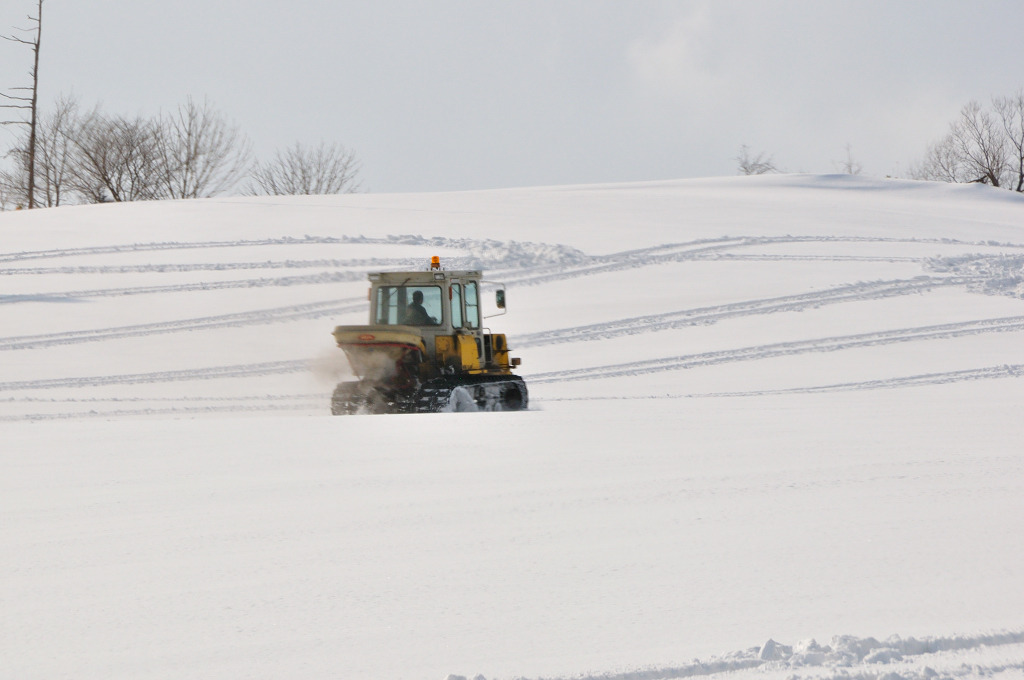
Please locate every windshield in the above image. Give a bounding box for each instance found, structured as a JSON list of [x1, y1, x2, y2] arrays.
[[375, 285, 442, 326]]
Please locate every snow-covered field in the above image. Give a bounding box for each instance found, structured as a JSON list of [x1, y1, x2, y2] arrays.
[[2, 175, 1023, 679]]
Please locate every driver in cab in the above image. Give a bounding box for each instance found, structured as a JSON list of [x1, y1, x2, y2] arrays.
[[402, 290, 437, 325]]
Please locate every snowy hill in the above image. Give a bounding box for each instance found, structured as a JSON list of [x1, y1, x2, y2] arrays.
[[2, 175, 1023, 679]]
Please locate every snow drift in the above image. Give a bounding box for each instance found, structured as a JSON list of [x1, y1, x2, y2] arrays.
[[2, 175, 1023, 679]]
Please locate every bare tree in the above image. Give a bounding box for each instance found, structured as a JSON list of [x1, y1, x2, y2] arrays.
[[1, 142, 29, 208], [5, 97, 253, 206], [4, 93, 82, 207], [0, 171, 11, 209], [837, 143, 863, 175], [69, 112, 164, 203], [246, 141, 361, 195], [735, 144, 779, 175], [913, 132, 965, 184], [155, 97, 251, 198], [911, 95, 1024, 191], [33, 94, 81, 206], [0, 158, 18, 209], [994, 90, 1024, 192], [952, 101, 1007, 186], [1, 0, 43, 208]]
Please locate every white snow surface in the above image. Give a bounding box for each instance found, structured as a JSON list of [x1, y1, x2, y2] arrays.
[[2, 174, 1024, 680]]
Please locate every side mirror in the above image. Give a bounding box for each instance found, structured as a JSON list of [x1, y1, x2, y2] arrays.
[[495, 289, 506, 309]]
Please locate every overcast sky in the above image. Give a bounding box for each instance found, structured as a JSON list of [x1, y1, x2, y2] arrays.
[[2, 1, 1023, 193]]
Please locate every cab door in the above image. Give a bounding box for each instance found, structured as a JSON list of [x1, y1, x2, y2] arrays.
[[449, 280, 465, 329], [447, 279, 483, 370]]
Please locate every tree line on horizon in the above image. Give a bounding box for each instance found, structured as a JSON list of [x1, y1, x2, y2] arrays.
[[0, 94, 362, 210], [910, 91, 1024, 192], [737, 89, 1024, 194]]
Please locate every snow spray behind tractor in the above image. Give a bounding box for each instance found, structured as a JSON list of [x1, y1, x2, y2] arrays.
[[330, 257, 528, 414]]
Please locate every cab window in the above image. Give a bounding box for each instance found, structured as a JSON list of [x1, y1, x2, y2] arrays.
[[465, 281, 480, 329], [375, 285, 442, 326], [451, 283, 463, 328]]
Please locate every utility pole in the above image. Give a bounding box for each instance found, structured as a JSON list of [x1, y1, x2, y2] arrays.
[[2, 0, 44, 209]]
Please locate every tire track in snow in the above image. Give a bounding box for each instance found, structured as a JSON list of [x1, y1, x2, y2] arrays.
[[0, 299, 365, 351], [7, 232, 1013, 280], [0, 401, 321, 422], [0, 258, 411, 276], [491, 238, 753, 286], [0, 359, 310, 393], [2, 393, 324, 404], [697, 253, 922, 262], [0, 233, 587, 268], [516, 276, 974, 347], [525, 315, 1024, 384], [3, 274, 966, 352], [488, 237, 771, 286], [4, 234, 1020, 390], [0, 236, 980, 306], [0, 271, 368, 304], [543, 364, 1024, 400], [0, 236, 352, 264], [496, 235, 1024, 288], [0, 393, 327, 421], [705, 363, 1024, 396]]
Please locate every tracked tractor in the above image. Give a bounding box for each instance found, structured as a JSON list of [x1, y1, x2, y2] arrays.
[[330, 257, 528, 414]]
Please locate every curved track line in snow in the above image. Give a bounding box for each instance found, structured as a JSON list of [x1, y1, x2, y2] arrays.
[[526, 316, 1024, 384], [701, 363, 1024, 396], [497, 235, 1024, 288], [0, 242, 1007, 354], [0, 258, 411, 275], [0, 233, 588, 268], [0, 247, 996, 310], [516, 276, 973, 347], [540, 364, 1024, 401], [697, 253, 923, 262], [493, 238, 755, 286], [0, 272, 368, 304], [0, 299, 365, 351], [0, 393, 327, 422], [0, 401, 320, 422], [1, 393, 324, 404], [0, 236, 351, 264], [0, 359, 309, 392], [5, 232, 1018, 275]]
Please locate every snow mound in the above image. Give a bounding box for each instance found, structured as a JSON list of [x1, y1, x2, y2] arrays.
[[447, 632, 1024, 680], [927, 253, 1024, 298]]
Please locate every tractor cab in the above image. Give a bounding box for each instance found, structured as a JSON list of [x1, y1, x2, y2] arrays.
[[368, 260, 490, 358]]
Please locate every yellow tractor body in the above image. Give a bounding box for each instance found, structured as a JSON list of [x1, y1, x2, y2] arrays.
[[330, 260, 527, 413]]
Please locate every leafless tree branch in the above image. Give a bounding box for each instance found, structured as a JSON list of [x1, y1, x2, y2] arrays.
[[993, 90, 1024, 193], [735, 144, 780, 175], [910, 93, 1024, 192], [836, 143, 863, 175], [68, 111, 163, 203], [154, 97, 251, 198], [1, 0, 43, 207], [2, 94, 82, 207], [245, 141, 362, 196]]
